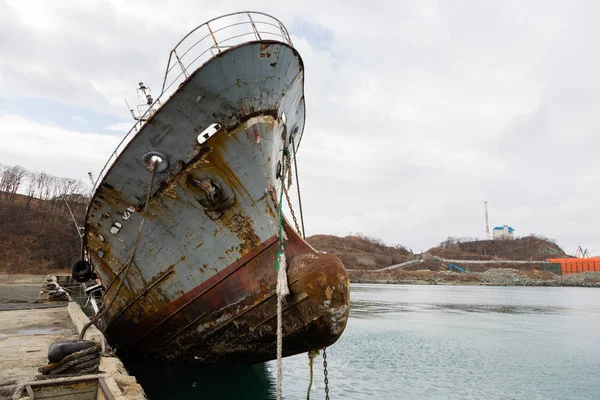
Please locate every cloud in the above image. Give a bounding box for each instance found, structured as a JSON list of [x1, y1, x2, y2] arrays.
[[72, 115, 89, 124], [0, 114, 120, 181], [105, 122, 134, 133], [2, 1, 600, 255]]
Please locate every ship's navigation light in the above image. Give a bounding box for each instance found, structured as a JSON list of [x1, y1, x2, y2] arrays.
[[126, 82, 159, 122]]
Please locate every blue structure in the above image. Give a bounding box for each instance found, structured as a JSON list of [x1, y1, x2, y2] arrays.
[[448, 264, 465, 273], [493, 225, 515, 240]]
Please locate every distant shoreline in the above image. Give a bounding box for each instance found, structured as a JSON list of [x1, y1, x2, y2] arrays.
[[348, 269, 600, 288], [349, 279, 599, 288]]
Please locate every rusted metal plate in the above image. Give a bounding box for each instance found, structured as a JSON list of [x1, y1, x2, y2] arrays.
[[84, 40, 349, 365]]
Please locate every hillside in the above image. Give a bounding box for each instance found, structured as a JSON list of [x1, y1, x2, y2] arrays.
[[0, 192, 85, 274], [306, 234, 411, 270], [428, 236, 567, 261]]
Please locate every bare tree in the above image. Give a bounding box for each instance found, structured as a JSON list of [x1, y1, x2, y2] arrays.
[[35, 172, 53, 203], [0, 164, 8, 196], [25, 171, 37, 208], [0, 165, 27, 200], [56, 177, 86, 215], [58, 177, 85, 197]]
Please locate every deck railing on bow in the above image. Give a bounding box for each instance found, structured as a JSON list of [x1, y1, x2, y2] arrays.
[[92, 12, 292, 192]]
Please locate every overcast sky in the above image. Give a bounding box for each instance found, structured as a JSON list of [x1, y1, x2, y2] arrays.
[[1, 0, 598, 255]]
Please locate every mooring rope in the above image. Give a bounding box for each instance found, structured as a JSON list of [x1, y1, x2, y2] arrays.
[[276, 147, 291, 400], [35, 342, 102, 380], [306, 349, 319, 399]]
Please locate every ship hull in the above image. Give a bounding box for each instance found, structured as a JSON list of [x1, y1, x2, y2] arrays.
[[109, 225, 348, 365], [85, 40, 349, 365]]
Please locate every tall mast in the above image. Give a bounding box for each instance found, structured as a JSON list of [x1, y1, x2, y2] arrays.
[[484, 201, 490, 240]]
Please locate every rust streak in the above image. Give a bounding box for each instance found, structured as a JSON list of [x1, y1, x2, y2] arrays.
[[105, 268, 175, 329], [226, 278, 300, 324], [219, 213, 261, 254], [196, 277, 301, 338], [151, 312, 207, 353], [252, 293, 310, 330]]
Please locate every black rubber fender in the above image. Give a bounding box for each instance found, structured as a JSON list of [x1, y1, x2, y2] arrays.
[[72, 260, 93, 283], [48, 340, 95, 363]]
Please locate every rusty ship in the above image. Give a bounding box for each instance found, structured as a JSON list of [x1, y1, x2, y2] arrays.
[[79, 12, 350, 366]]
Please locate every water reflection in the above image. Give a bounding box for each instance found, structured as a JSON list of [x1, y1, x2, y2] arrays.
[[125, 360, 275, 400], [351, 299, 570, 318]]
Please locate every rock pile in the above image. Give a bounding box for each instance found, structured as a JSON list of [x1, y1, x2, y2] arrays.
[[479, 268, 600, 287], [480, 269, 533, 285], [557, 272, 600, 287]]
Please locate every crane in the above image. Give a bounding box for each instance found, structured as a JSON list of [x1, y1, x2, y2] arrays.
[[575, 246, 591, 258]]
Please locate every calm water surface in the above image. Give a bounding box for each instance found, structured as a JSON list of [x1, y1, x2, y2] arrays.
[[127, 284, 600, 399]]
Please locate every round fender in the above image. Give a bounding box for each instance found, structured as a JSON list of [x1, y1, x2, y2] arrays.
[[72, 260, 93, 283], [48, 340, 96, 363]]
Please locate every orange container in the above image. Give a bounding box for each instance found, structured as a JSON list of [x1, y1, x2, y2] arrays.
[[547, 257, 600, 275]]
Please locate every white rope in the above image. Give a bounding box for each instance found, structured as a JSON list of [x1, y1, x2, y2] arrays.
[[276, 253, 289, 400], [275, 149, 291, 400], [274, 142, 294, 400], [276, 253, 290, 297]]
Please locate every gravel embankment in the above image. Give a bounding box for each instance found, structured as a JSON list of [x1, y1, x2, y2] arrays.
[[556, 271, 600, 287], [349, 268, 600, 287], [479, 269, 600, 287], [479, 269, 535, 285]]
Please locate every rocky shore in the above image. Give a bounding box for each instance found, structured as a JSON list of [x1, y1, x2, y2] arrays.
[[348, 268, 600, 287]]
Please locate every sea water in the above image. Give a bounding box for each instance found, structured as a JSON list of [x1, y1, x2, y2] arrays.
[[127, 284, 600, 399]]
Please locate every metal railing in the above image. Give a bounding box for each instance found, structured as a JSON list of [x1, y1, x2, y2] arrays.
[[93, 12, 293, 192], [160, 11, 292, 96]]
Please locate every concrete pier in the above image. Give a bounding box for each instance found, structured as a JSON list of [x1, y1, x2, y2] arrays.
[[0, 275, 146, 399]]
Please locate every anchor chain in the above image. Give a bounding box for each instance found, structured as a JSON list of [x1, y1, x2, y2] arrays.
[[283, 184, 302, 236], [323, 347, 330, 400], [282, 149, 303, 237]]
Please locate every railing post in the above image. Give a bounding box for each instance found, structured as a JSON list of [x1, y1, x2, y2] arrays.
[[278, 21, 292, 45], [160, 52, 174, 95], [207, 23, 221, 53], [173, 49, 189, 79], [278, 21, 286, 41], [247, 13, 262, 41]]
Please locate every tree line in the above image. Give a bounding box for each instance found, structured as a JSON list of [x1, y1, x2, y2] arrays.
[[0, 163, 89, 273], [0, 164, 89, 207]]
